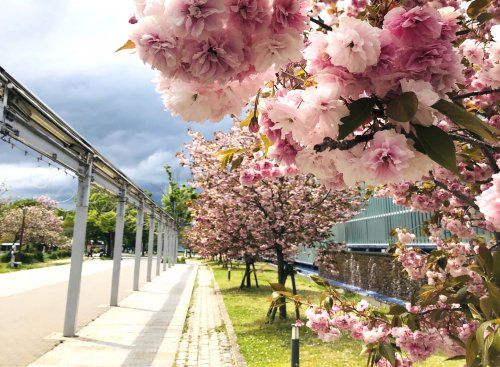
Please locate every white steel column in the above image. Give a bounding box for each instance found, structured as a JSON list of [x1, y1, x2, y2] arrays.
[[63, 161, 92, 337], [133, 203, 144, 291], [146, 211, 155, 282], [155, 218, 163, 275], [165, 225, 172, 267], [162, 222, 168, 271], [110, 186, 126, 306], [168, 227, 173, 267], [174, 229, 178, 264]]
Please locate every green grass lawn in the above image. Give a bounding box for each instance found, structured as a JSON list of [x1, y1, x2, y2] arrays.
[[0, 258, 71, 273], [210, 261, 461, 367]]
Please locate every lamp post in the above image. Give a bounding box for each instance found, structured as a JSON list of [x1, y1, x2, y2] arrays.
[[291, 325, 300, 367]]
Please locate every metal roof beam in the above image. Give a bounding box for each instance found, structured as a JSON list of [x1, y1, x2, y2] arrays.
[[0, 68, 173, 220]]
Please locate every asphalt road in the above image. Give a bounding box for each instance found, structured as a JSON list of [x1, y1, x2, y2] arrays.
[[0, 257, 159, 367]]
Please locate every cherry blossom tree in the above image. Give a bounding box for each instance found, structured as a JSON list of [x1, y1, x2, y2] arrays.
[[180, 126, 364, 318], [123, 0, 500, 364], [0, 196, 66, 251]]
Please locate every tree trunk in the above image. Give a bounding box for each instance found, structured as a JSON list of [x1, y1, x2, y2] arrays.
[[289, 265, 300, 320], [252, 261, 259, 288], [240, 259, 252, 289], [276, 247, 287, 319], [246, 261, 251, 287]]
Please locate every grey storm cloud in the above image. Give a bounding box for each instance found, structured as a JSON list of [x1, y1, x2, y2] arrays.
[[0, 0, 232, 205]]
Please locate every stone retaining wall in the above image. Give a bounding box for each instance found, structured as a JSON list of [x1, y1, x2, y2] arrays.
[[319, 252, 423, 301]]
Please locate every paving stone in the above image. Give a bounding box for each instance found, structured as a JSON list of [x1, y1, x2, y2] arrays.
[[175, 266, 235, 367]]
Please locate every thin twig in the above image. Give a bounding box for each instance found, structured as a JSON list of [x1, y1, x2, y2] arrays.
[[448, 133, 500, 152], [450, 88, 500, 100], [314, 134, 374, 152], [309, 16, 333, 31], [433, 179, 479, 210]]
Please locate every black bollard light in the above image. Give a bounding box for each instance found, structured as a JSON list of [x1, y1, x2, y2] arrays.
[[291, 325, 299, 367], [228, 267, 231, 281]]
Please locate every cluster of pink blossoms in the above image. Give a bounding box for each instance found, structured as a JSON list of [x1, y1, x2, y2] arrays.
[[377, 155, 498, 239], [392, 227, 485, 293], [305, 297, 478, 365], [239, 158, 299, 186], [35, 195, 59, 209], [253, 3, 472, 188], [129, 0, 307, 122], [475, 171, 500, 231]]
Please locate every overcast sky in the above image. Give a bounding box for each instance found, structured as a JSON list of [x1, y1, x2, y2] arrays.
[[0, 0, 231, 207]]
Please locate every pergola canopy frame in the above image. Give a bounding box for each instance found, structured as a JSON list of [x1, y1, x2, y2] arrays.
[[0, 67, 178, 337]]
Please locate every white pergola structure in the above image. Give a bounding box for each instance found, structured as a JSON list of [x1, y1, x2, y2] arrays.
[[0, 67, 179, 337]]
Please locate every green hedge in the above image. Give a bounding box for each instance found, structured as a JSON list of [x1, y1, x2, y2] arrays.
[[0, 253, 10, 263], [46, 249, 72, 260], [17, 252, 44, 264], [0, 249, 71, 263]]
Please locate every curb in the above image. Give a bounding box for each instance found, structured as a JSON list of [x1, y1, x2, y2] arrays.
[[210, 266, 248, 367], [152, 264, 198, 367]]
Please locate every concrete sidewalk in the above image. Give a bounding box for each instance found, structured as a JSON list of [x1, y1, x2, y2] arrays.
[[28, 263, 198, 367]]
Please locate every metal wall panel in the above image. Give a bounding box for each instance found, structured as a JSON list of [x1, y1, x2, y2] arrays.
[[296, 197, 434, 265]]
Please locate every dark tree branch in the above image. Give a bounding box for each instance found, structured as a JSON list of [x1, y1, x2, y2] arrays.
[[451, 88, 500, 100], [448, 133, 500, 152], [309, 16, 333, 31], [481, 146, 500, 174], [314, 134, 375, 153]]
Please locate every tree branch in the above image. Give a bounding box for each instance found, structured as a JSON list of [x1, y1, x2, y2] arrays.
[[309, 16, 333, 31], [314, 134, 375, 153], [450, 88, 500, 100], [433, 179, 479, 210], [448, 133, 500, 152]]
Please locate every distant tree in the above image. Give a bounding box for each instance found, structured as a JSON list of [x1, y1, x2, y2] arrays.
[[162, 165, 198, 225], [161, 165, 198, 249], [0, 196, 66, 252], [53, 187, 153, 257]]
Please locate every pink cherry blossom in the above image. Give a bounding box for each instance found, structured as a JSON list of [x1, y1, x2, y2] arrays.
[[130, 16, 182, 75], [383, 6, 442, 46], [270, 0, 308, 34], [359, 130, 433, 185], [182, 32, 245, 83], [168, 0, 225, 38], [475, 172, 500, 231], [326, 16, 381, 73], [250, 33, 304, 72], [227, 0, 270, 32]]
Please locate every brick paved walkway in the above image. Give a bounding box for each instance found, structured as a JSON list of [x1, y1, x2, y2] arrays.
[[176, 266, 235, 367]]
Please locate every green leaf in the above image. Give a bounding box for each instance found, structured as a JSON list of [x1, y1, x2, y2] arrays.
[[230, 155, 244, 171], [466, 334, 479, 366], [414, 124, 459, 174], [477, 12, 494, 23], [478, 245, 494, 275], [484, 282, 500, 317], [387, 92, 418, 122], [445, 355, 465, 361], [269, 282, 289, 292], [379, 344, 397, 366], [389, 304, 407, 316], [493, 251, 500, 284], [323, 295, 334, 311], [467, 0, 490, 18], [432, 99, 498, 142], [310, 274, 331, 288], [339, 98, 376, 140]]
